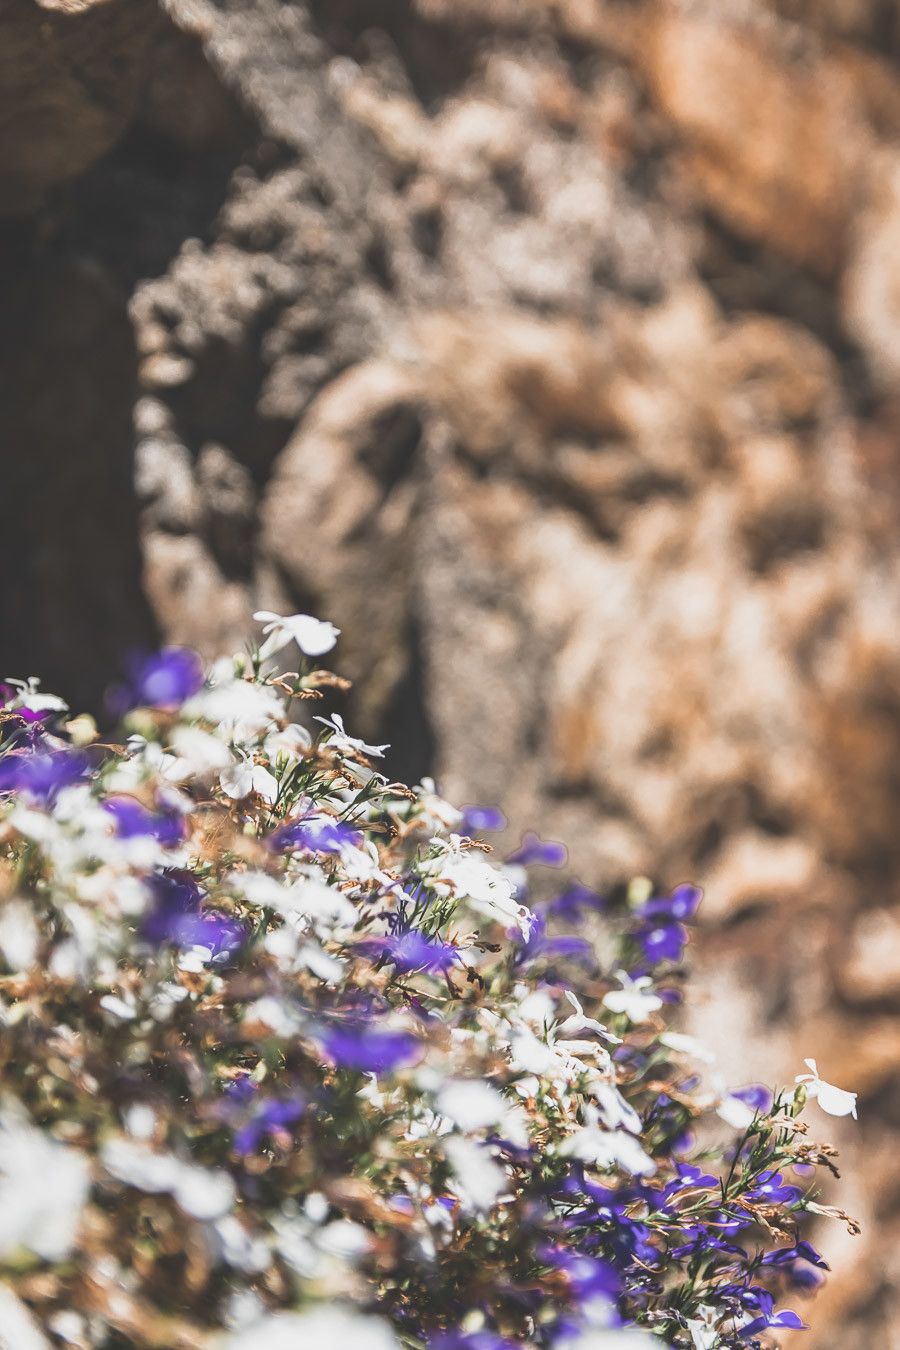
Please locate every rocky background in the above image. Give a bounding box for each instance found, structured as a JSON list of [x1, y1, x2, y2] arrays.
[[2, 0, 900, 1340]]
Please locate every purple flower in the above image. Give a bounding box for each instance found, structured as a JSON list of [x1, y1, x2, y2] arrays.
[[540, 1245, 619, 1301], [637, 921, 688, 965], [514, 914, 592, 967], [138, 868, 247, 957], [632, 885, 701, 966], [762, 1240, 828, 1271], [668, 1222, 747, 1260], [742, 1308, 806, 1336], [105, 796, 184, 847], [233, 1097, 305, 1155], [0, 749, 89, 802], [173, 911, 247, 959], [639, 883, 702, 924], [270, 815, 361, 854], [506, 831, 567, 867], [789, 1265, 824, 1291], [746, 1170, 802, 1206], [544, 884, 606, 923], [365, 930, 461, 975], [124, 648, 203, 709], [140, 869, 203, 943], [321, 1024, 422, 1074], [663, 1162, 718, 1195], [461, 805, 506, 833], [730, 1084, 772, 1114], [224, 1076, 257, 1105]]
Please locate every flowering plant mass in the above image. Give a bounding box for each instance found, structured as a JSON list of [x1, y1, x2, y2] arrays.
[[0, 616, 857, 1349]]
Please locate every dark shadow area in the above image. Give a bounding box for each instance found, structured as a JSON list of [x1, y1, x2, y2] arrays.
[[0, 16, 259, 714]]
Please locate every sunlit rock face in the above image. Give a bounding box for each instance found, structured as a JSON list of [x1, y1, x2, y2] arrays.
[[3, 2, 900, 1339]]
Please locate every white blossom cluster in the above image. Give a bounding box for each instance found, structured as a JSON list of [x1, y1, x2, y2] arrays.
[[0, 616, 856, 1350]]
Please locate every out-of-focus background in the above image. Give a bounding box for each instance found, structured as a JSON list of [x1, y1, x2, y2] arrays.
[[1, 0, 899, 1339]]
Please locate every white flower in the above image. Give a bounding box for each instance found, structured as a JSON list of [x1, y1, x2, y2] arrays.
[[444, 1135, 507, 1212], [437, 1079, 527, 1145], [559, 1126, 656, 1177], [243, 996, 304, 1037], [795, 1059, 858, 1119], [0, 1285, 53, 1350], [509, 1025, 562, 1076], [169, 725, 233, 778], [230, 869, 288, 910], [413, 777, 463, 832], [602, 972, 663, 1024], [438, 1079, 510, 1132], [184, 671, 283, 741], [2, 676, 67, 716], [0, 1115, 90, 1261], [560, 991, 622, 1044], [123, 1104, 156, 1140], [0, 898, 39, 973], [265, 722, 312, 760], [220, 758, 279, 803], [102, 1137, 181, 1193], [685, 1305, 720, 1349], [315, 1218, 372, 1260], [658, 1031, 716, 1064], [315, 712, 389, 759], [298, 940, 346, 984], [173, 1162, 236, 1220], [591, 1082, 642, 1135], [212, 1215, 271, 1275], [279, 877, 358, 929], [101, 1138, 235, 1219], [99, 992, 139, 1022], [434, 843, 534, 939], [221, 1305, 401, 1350], [254, 610, 340, 660], [716, 1093, 756, 1131]]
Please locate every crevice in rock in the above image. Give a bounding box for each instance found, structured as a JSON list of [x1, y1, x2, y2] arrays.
[[381, 608, 438, 787], [306, 0, 484, 110], [0, 10, 263, 711], [699, 214, 880, 416]]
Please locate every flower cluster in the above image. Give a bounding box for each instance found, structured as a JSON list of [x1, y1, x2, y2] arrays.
[[0, 619, 857, 1349]]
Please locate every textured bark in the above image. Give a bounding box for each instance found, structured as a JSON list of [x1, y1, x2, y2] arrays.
[[3, 0, 900, 1340]]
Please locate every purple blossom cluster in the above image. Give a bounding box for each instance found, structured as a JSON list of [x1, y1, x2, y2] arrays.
[[0, 619, 857, 1350]]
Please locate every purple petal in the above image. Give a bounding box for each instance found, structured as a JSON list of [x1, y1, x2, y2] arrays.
[[365, 931, 461, 975], [544, 884, 607, 922], [270, 816, 362, 854], [638, 884, 702, 924], [461, 805, 506, 833], [506, 831, 567, 867], [140, 868, 205, 944], [125, 648, 204, 709], [731, 1084, 772, 1114], [321, 1025, 421, 1074], [105, 797, 185, 846], [0, 749, 89, 802], [637, 922, 687, 964], [172, 911, 248, 958]]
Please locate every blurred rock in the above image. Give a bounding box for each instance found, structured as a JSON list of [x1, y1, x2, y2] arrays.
[[0, 0, 164, 214]]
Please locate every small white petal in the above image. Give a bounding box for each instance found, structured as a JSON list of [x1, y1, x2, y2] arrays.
[[0, 1286, 52, 1350], [174, 1164, 236, 1220], [717, 1096, 756, 1130], [815, 1082, 858, 1119]]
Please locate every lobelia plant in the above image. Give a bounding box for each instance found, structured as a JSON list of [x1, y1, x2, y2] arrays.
[[0, 616, 858, 1349]]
